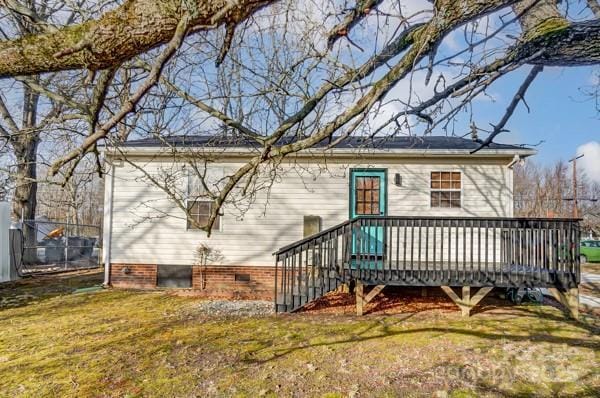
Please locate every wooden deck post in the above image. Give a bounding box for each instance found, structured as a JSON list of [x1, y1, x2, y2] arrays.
[[548, 287, 579, 320], [356, 281, 385, 316], [461, 286, 470, 317], [356, 280, 364, 316], [441, 286, 493, 317]]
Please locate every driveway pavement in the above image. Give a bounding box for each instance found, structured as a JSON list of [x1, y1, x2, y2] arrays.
[[539, 272, 599, 308], [581, 272, 600, 284]]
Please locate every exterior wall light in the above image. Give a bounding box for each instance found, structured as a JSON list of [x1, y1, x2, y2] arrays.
[[394, 173, 402, 186]]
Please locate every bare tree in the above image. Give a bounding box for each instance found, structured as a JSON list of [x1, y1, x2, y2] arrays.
[[515, 159, 600, 234], [0, 1, 112, 260]]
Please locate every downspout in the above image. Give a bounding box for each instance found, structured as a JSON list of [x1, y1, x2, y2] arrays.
[[506, 154, 521, 169], [102, 160, 116, 286], [505, 154, 521, 217]]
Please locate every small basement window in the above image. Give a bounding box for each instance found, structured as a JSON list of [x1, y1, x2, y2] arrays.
[[430, 171, 461, 208], [234, 273, 251, 282], [157, 265, 192, 288]]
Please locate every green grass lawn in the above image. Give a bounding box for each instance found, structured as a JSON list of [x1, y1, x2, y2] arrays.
[[0, 272, 599, 397]]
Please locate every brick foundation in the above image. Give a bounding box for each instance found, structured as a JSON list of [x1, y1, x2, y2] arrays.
[[109, 263, 275, 299], [110, 264, 158, 289], [192, 265, 275, 300]]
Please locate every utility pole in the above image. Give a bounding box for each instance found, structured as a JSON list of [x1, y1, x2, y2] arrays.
[[568, 154, 584, 218]]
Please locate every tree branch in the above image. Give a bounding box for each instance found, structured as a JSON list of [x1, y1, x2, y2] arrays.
[[15, 76, 90, 114], [1, 0, 53, 30], [89, 66, 118, 130], [0, 0, 275, 77], [587, 0, 600, 19], [265, 22, 426, 144], [0, 94, 19, 133], [471, 64, 543, 153], [326, 0, 384, 49], [140, 62, 263, 141], [48, 11, 194, 177]]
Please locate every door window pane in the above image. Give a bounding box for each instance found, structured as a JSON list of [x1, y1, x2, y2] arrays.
[[355, 176, 381, 215]]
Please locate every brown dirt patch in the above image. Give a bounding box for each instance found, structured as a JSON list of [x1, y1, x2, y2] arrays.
[[299, 286, 513, 316]]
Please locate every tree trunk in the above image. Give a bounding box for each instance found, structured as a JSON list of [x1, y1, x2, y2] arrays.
[[11, 83, 40, 264], [513, 0, 564, 35]]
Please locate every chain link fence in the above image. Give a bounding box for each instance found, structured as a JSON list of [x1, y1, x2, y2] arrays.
[[13, 220, 101, 274]]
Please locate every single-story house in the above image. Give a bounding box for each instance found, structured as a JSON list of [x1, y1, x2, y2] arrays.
[[101, 135, 581, 317]]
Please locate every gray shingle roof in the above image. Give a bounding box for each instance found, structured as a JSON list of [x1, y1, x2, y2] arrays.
[[117, 135, 531, 152]]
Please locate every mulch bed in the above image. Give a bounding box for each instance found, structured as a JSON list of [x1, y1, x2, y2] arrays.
[[299, 286, 510, 315]]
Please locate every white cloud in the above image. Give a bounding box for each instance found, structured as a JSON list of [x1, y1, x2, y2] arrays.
[[577, 141, 600, 183]]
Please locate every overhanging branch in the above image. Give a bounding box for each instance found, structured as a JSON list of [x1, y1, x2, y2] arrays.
[[471, 64, 543, 154], [48, 12, 194, 177], [0, 0, 275, 77]]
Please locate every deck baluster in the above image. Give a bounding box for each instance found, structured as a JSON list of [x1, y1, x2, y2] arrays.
[[432, 219, 437, 282], [403, 220, 407, 280], [424, 219, 429, 282], [393, 220, 400, 280], [274, 217, 581, 313], [410, 219, 415, 282], [417, 218, 423, 280], [440, 219, 445, 283]]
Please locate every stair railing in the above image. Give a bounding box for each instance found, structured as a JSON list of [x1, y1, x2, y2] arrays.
[[274, 219, 357, 312]]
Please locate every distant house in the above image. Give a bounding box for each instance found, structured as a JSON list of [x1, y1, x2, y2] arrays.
[[101, 135, 581, 318]]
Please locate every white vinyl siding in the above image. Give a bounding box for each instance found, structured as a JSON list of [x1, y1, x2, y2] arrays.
[[105, 156, 514, 267]]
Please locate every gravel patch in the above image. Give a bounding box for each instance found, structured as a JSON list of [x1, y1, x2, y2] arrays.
[[196, 300, 274, 316]]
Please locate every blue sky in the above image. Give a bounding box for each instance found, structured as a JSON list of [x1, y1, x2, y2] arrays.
[[469, 65, 600, 184], [484, 66, 599, 165]]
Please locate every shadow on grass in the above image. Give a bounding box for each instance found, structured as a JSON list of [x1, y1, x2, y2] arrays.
[[398, 358, 599, 397], [1, 285, 598, 397], [242, 306, 599, 366], [0, 270, 104, 312]]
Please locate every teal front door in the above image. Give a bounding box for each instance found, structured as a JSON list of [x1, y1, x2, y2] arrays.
[[350, 170, 386, 269]]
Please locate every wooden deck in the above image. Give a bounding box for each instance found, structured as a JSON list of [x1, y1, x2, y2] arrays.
[[274, 216, 581, 317]]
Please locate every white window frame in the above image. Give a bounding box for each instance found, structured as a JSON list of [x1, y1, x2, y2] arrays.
[[429, 171, 462, 209], [185, 168, 224, 232]]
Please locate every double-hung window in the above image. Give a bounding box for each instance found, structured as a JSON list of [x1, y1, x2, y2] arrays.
[[187, 169, 222, 230], [430, 171, 461, 208]]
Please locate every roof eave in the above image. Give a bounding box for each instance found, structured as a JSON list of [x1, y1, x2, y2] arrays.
[[101, 146, 537, 158]]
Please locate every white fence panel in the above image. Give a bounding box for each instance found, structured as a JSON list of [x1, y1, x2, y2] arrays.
[[0, 202, 10, 282]]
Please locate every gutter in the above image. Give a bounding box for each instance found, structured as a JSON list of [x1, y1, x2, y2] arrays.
[[102, 160, 116, 286], [504, 154, 522, 217]]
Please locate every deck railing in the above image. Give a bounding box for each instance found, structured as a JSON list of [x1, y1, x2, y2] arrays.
[[274, 216, 580, 312]]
